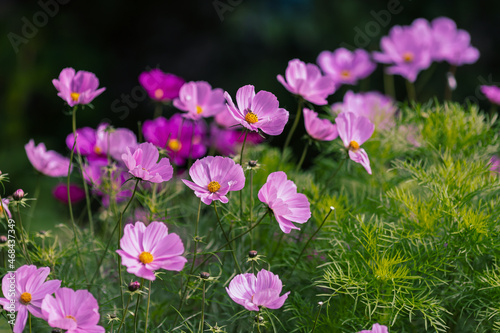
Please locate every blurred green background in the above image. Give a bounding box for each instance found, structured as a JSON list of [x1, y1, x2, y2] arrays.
[[1, 0, 499, 232]]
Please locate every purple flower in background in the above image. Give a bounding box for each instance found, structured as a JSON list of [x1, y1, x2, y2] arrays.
[[42, 288, 104, 333], [277, 59, 335, 105], [173, 81, 226, 120], [143, 114, 207, 166], [52, 183, 86, 204], [116, 221, 187, 280], [336, 112, 375, 175], [317, 48, 376, 86], [373, 19, 433, 82], [210, 124, 240, 156], [481, 85, 500, 105], [25, 140, 71, 177], [83, 159, 132, 206], [226, 269, 290, 311], [122, 142, 173, 183], [358, 323, 389, 333], [139, 69, 185, 102], [0, 265, 61, 333], [182, 156, 245, 205], [490, 155, 500, 174], [225, 85, 289, 135], [52, 68, 105, 107], [258, 171, 311, 233], [431, 17, 479, 66], [332, 91, 397, 130], [303, 108, 338, 141], [0, 199, 11, 219]]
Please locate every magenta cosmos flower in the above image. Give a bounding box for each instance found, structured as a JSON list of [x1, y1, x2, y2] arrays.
[[317, 48, 376, 86], [277, 59, 335, 105], [490, 155, 500, 174], [358, 323, 389, 333], [42, 288, 104, 333], [431, 17, 479, 66], [303, 108, 338, 141], [52, 183, 86, 204], [122, 142, 173, 183], [373, 19, 433, 82], [336, 112, 375, 175], [0, 265, 61, 333], [116, 221, 187, 280], [0, 199, 11, 219], [332, 91, 397, 131], [25, 139, 71, 177], [52, 68, 105, 107], [173, 81, 226, 120], [481, 85, 500, 105], [258, 171, 311, 233], [139, 69, 185, 102], [225, 84, 289, 135], [226, 269, 290, 311], [182, 156, 245, 205]]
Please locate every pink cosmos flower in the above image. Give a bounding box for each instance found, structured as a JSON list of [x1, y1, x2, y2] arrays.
[[226, 269, 290, 311], [122, 142, 173, 183], [358, 323, 389, 333], [277, 59, 335, 105], [25, 139, 71, 177], [173, 81, 226, 120], [481, 85, 500, 105], [116, 221, 187, 280], [317, 48, 376, 86], [139, 69, 185, 102], [331, 91, 397, 131], [0, 199, 11, 219], [430, 17, 479, 66], [373, 19, 433, 82], [42, 287, 104, 333], [52, 68, 105, 107], [336, 112, 375, 175], [52, 183, 86, 204], [490, 155, 500, 174], [258, 171, 311, 233], [0, 265, 61, 333], [303, 108, 338, 141], [225, 85, 289, 135], [182, 156, 245, 205]]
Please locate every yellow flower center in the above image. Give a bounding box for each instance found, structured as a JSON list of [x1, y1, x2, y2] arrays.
[[70, 92, 80, 102], [0, 205, 3, 214], [154, 89, 164, 99], [207, 181, 221, 193], [168, 139, 182, 152], [139, 251, 154, 264], [65, 315, 77, 322], [402, 52, 414, 63], [196, 105, 203, 114], [349, 140, 360, 151], [245, 112, 258, 124], [20, 292, 32, 305], [94, 146, 102, 154], [340, 70, 351, 79]]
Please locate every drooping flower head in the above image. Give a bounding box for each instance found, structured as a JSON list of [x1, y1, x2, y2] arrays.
[[139, 69, 185, 102], [277, 59, 335, 105], [0, 199, 11, 219], [0, 265, 61, 333], [226, 269, 290, 311], [331, 91, 397, 131], [25, 140, 72, 177], [142, 114, 207, 166], [116, 221, 187, 280], [182, 156, 245, 205], [373, 19, 433, 82], [317, 48, 376, 86], [122, 142, 173, 183], [481, 85, 500, 105], [52, 183, 86, 204], [258, 171, 311, 233], [225, 85, 289, 135], [52, 68, 105, 107], [335, 112, 375, 175], [173, 81, 226, 120], [303, 108, 338, 141], [41, 288, 104, 333], [358, 323, 389, 333], [430, 17, 479, 66]]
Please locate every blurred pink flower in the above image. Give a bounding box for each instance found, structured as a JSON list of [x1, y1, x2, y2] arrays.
[[0, 199, 11, 219], [52, 183, 86, 204], [122, 142, 173, 183], [317, 48, 376, 86], [52, 68, 105, 107], [358, 323, 389, 333], [173, 81, 226, 120], [25, 140, 71, 177], [481, 85, 500, 105], [139, 69, 185, 101], [303, 108, 338, 141], [490, 155, 500, 174]]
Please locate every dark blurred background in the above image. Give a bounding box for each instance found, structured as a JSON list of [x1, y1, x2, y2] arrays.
[[1, 0, 500, 214]]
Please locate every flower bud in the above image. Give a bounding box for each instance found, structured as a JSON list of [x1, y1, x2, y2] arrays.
[[0, 235, 7, 244], [254, 315, 264, 323], [128, 281, 141, 292], [200, 272, 210, 279], [248, 160, 258, 168], [13, 189, 24, 201], [52, 329, 62, 333], [248, 250, 258, 258]]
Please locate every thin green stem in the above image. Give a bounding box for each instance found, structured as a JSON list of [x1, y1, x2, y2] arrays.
[[249, 169, 253, 249], [318, 156, 347, 199], [16, 205, 31, 264], [213, 202, 242, 273], [281, 97, 304, 168], [239, 129, 249, 221], [383, 67, 395, 99], [76, 152, 94, 235], [256, 309, 262, 333], [154, 103, 162, 118], [117, 293, 132, 333], [405, 79, 417, 103], [29, 313, 31, 333], [133, 281, 143, 333], [295, 140, 310, 172], [26, 173, 41, 229], [199, 280, 206, 333], [144, 280, 152, 333], [311, 302, 324, 333]]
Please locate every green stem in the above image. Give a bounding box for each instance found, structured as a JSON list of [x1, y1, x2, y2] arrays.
[[199, 280, 206, 333], [318, 156, 347, 199], [133, 281, 143, 333], [76, 153, 94, 235], [144, 280, 152, 333], [311, 302, 324, 333], [239, 129, 249, 221], [29, 312, 31, 333], [444, 65, 457, 101], [280, 97, 304, 168], [249, 169, 254, 249], [295, 140, 310, 172], [117, 293, 132, 333], [16, 205, 31, 264], [256, 308, 262, 333], [405, 79, 417, 103], [154, 103, 162, 118], [213, 202, 242, 273], [383, 67, 395, 99], [26, 173, 41, 229]]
